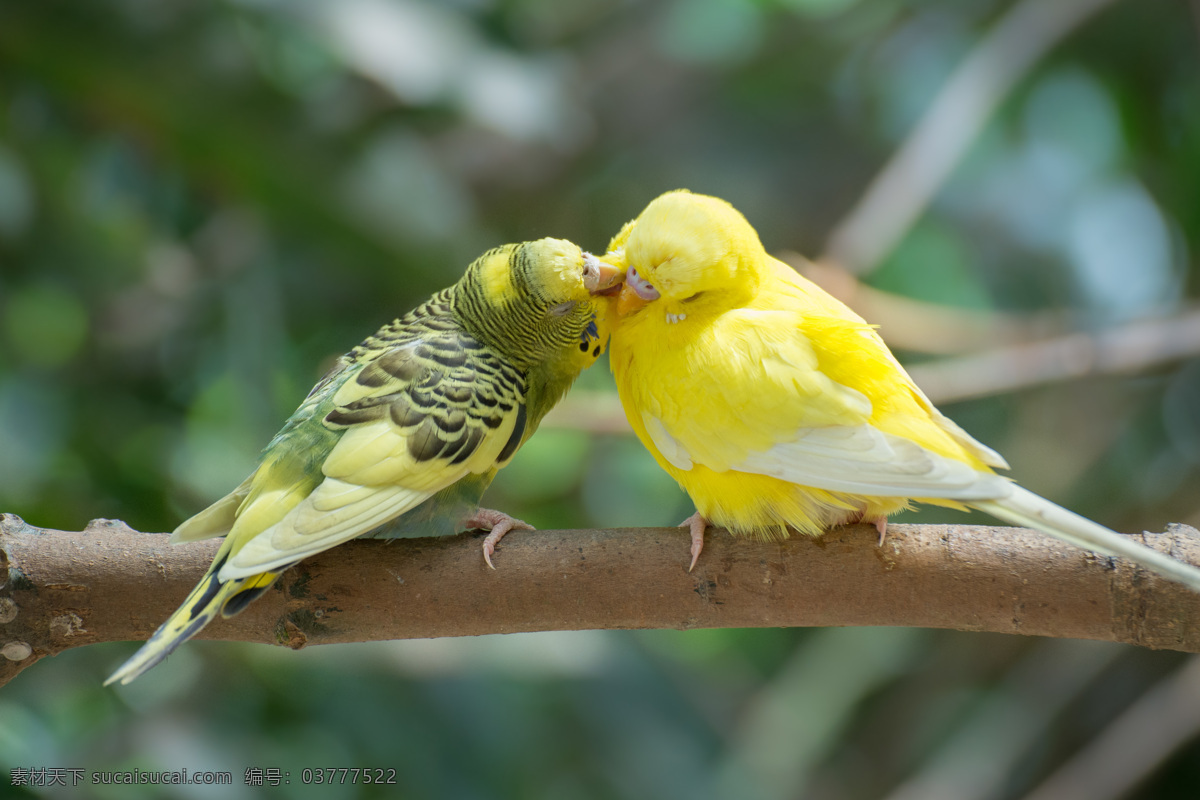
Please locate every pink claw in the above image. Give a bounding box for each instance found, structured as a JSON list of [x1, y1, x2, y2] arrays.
[[467, 508, 535, 569], [871, 517, 888, 546], [679, 511, 710, 572]]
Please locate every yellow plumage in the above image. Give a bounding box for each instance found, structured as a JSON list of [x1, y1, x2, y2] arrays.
[[604, 189, 1200, 590]]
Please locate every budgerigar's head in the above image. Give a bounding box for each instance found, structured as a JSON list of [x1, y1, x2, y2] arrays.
[[604, 190, 765, 319], [457, 237, 622, 368]]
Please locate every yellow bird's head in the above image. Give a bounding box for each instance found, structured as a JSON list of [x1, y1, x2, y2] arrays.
[[604, 190, 766, 319]]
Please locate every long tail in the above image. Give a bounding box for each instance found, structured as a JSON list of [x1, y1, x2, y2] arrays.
[[974, 485, 1200, 592], [104, 547, 281, 686]]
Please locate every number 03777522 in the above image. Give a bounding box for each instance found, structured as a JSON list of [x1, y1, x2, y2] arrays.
[[300, 768, 398, 785]]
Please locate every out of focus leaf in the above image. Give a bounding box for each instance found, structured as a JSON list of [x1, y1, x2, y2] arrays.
[[3, 284, 89, 367]]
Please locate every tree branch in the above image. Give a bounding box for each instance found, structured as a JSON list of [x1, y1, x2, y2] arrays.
[[4, 513, 1200, 689], [784, 254, 1069, 356], [1019, 655, 1200, 800], [822, 0, 1121, 275], [903, 307, 1200, 404]]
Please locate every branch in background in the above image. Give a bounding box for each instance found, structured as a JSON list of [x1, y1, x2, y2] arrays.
[[543, 390, 629, 434], [821, 0, 1121, 275], [1019, 655, 1200, 800], [785, 254, 1067, 355], [4, 513, 1200, 689], [905, 307, 1200, 404], [879, 639, 1123, 800]]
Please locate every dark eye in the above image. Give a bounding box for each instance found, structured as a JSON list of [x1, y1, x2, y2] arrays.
[[549, 301, 576, 317]]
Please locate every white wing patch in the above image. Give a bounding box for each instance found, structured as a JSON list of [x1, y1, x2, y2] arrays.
[[735, 424, 1013, 500], [642, 412, 694, 470], [219, 479, 434, 580]]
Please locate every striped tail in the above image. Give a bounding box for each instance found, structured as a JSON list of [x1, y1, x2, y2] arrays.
[[104, 547, 282, 686], [974, 485, 1200, 592]]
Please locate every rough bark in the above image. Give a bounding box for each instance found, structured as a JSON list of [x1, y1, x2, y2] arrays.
[[3, 513, 1200, 688]]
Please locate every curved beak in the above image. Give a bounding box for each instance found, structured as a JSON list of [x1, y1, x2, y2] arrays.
[[583, 253, 624, 296], [616, 265, 660, 316], [616, 282, 648, 317]]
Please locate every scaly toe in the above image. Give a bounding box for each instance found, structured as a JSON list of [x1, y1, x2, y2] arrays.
[[870, 517, 888, 547], [679, 511, 710, 572], [468, 508, 535, 569]]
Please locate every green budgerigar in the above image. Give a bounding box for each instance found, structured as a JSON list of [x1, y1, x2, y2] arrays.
[[106, 238, 622, 685]]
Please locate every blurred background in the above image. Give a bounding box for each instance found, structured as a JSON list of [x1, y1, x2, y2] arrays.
[[3, 0, 1200, 797]]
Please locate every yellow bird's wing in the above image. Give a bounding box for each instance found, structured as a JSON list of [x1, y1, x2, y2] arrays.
[[635, 303, 1011, 501], [218, 333, 526, 581], [768, 257, 1010, 468], [731, 424, 1011, 500]]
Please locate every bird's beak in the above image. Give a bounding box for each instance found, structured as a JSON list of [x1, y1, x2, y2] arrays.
[[616, 282, 648, 316], [616, 265, 660, 316], [583, 253, 624, 296]]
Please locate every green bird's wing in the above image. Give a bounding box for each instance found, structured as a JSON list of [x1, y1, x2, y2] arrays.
[[178, 326, 529, 583]]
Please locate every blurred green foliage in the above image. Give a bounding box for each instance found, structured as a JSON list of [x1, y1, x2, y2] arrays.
[[2, 0, 1200, 798]]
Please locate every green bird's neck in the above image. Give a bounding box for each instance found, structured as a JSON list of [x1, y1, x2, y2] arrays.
[[446, 241, 608, 446], [522, 349, 583, 432], [452, 295, 594, 450]]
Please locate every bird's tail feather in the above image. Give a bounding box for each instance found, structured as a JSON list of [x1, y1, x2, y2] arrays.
[[974, 485, 1200, 592], [104, 550, 281, 686]]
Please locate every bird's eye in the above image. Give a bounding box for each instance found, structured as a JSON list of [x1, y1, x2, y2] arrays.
[[549, 301, 576, 317]]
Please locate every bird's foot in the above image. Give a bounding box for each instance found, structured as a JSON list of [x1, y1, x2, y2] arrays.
[[679, 511, 710, 572], [468, 508, 535, 569], [871, 517, 888, 546], [846, 510, 889, 546]]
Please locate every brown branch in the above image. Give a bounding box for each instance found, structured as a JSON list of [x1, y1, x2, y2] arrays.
[[785, 253, 1068, 355], [4, 513, 1200, 689], [542, 390, 630, 434], [905, 307, 1200, 404]]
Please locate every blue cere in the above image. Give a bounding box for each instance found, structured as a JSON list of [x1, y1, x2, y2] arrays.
[[581, 317, 599, 343]]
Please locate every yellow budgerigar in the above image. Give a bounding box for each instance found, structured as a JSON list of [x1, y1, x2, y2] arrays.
[[603, 189, 1200, 591], [106, 238, 621, 685]]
